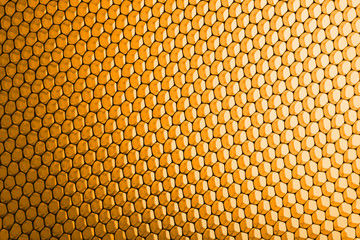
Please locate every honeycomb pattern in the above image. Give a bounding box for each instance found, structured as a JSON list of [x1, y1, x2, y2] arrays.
[[2, 0, 360, 239]]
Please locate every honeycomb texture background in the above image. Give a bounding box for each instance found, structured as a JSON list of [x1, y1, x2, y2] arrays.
[[2, 0, 360, 239]]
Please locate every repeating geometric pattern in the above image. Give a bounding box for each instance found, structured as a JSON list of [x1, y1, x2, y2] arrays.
[[1, 0, 360, 239]]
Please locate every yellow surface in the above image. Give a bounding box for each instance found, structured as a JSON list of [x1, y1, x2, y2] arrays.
[[1, 0, 360, 239]]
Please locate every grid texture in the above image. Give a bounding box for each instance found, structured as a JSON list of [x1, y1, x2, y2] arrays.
[[1, 0, 360, 239]]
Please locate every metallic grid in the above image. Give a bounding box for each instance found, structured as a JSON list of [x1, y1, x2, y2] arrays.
[[1, 0, 360, 239]]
